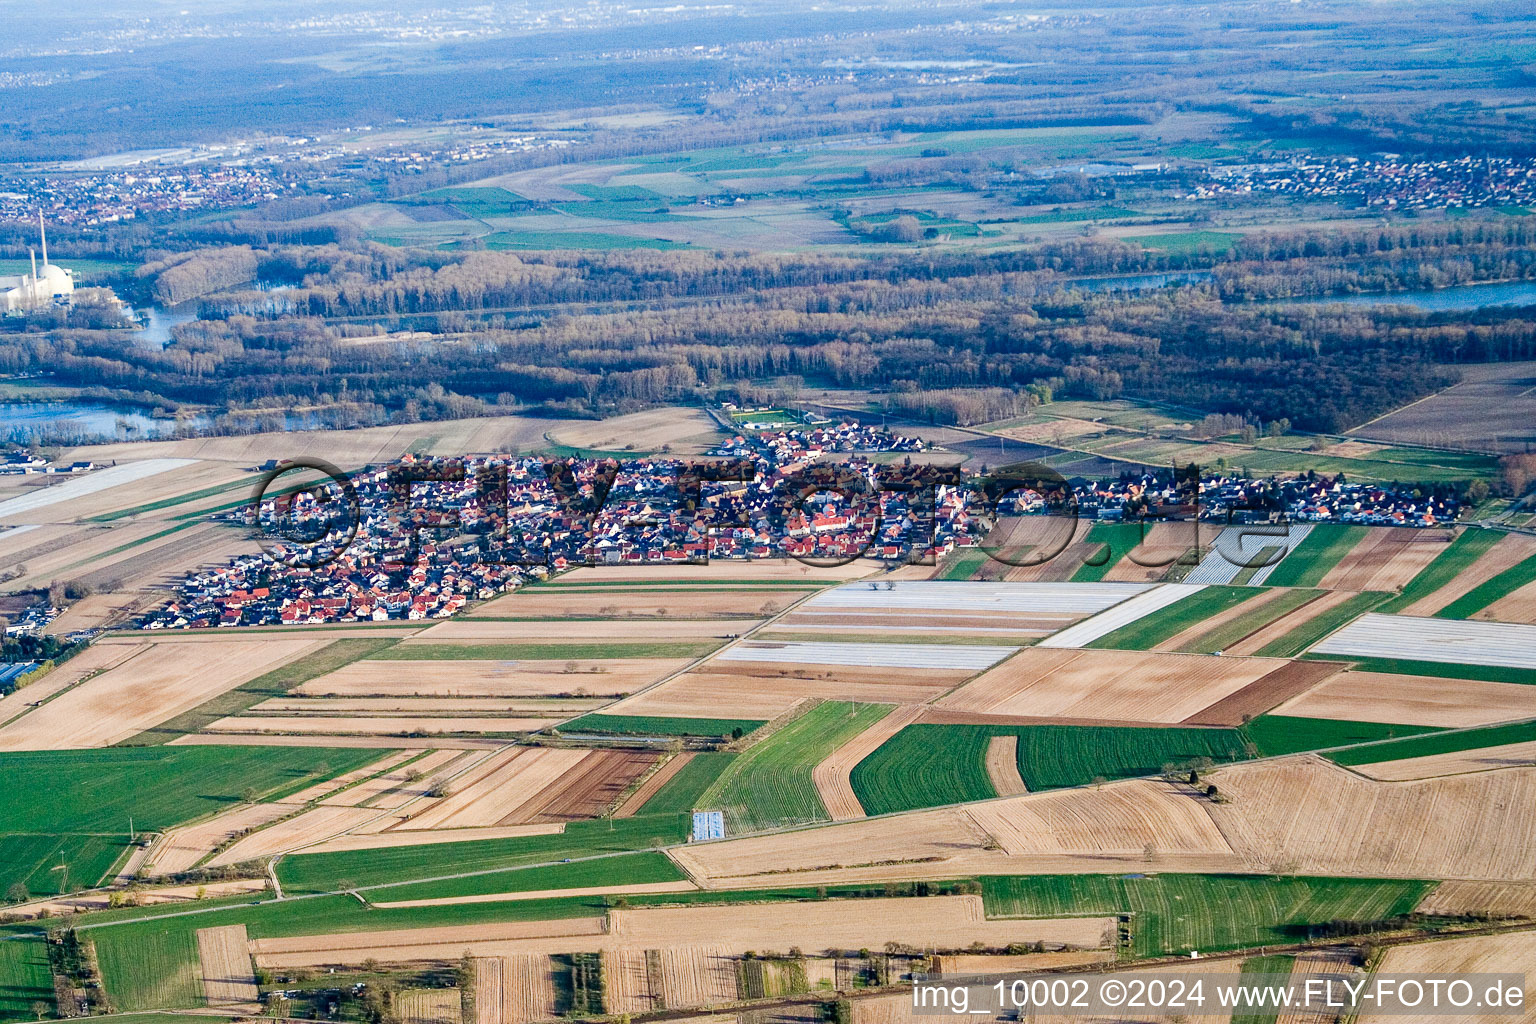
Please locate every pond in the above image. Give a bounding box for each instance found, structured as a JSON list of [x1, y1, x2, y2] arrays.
[[1285, 278, 1536, 311], [0, 400, 207, 442]]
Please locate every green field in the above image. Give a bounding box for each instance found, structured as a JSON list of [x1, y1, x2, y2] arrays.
[[1329, 721, 1536, 767], [938, 548, 990, 580], [635, 753, 737, 815], [1435, 554, 1536, 619], [364, 850, 685, 904], [95, 924, 202, 1012], [133, 638, 398, 742], [980, 874, 1430, 957], [1171, 589, 1323, 654], [1243, 715, 1442, 758], [1069, 522, 1149, 582], [1261, 525, 1365, 588], [1087, 585, 1260, 650], [1376, 528, 1503, 614], [0, 935, 54, 1022], [1121, 231, 1242, 255], [698, 702, 893, 832], [370, 641, 719, 661], [851, 723, 1251, 814], [1300, 654, 1536, 686], [1251, 591, 1389, 658], [1231, 955, 1297, 1024], [0, 746, 382, 834], [0, 833, 128, 900], [475, 230, 689, 251], [277, 813, 689, 895], [562, 714, 764, 738]]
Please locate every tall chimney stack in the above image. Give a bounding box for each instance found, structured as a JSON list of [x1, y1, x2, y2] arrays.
[[38, 211, 48, 268]]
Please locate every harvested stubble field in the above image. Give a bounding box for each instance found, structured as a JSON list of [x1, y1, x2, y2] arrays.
[[394, 747, 656, 829], [967, 779, 1233, 860], [1273, 670, 1536, 728], [1102, 522, 1202, 583], [1416, 880, 1536, 919], [468, 586, 796, 618], [253, 896, 1113, 969], [254, 696, 599, 714], [58, 413, 569, 469], [208, 805, 382, 865], [0, 641, 141, 728], [397, 987, 461, 1024], [547, 406, 721, 452], [934, 648, 1287, 724], [476, 954, 558, 1024], [0, 636, 325, 750], [1316, 527, 1453, 592], [298, 657, 690, 697], [1349, 739, 1536, 781], [203, 715, 566, 736], [413, 617, 751, 640], [604, 662, 963, 720], [1357, 932, 1536, 1024], [1398, 533, 1536, 617], [813, 704, 927, 820], [984, 735, 1028, 796], [1480, 575, 1536, 624], [1207, 755, 1536, 879], [194, 925, 259, 1009], [149, 802, 295, 876]]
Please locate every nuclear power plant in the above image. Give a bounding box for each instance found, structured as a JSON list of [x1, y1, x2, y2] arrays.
[[0, 213, 74, 312]]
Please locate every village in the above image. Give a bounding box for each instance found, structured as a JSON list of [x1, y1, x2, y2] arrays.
[[124, 420, 1465, 630]]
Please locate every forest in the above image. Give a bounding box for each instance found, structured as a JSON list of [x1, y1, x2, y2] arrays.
[[3, 219, 1535, 435]]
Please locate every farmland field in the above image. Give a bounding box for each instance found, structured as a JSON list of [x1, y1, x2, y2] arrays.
[[1261, 525, 1365, 588], [276, 813, 690, 894], [1167, 588, 1322, 654], [1241, 715, 1440, 758], [0, 935, 53, 1022], [1067, 523, 1147, 582], [697, 702, 894, 832], [363, 849, 687, 904], [96, 922, 203, 1011], [0, 832, 127, 900], [850, 723, 1250, 814], [980, 874, 1429, 956], [633, 753, 737, 815], [1329, 721, 1536, 767], [1249, 591, 1388, 658], [1376, 528, 1504, 614], [1086, 586, 1261, 650], [1436, 554, 1536, 619], [563, 714, 764, 738]]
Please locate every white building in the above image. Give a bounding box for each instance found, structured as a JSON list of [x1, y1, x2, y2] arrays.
[[1, 214, 74, 312]]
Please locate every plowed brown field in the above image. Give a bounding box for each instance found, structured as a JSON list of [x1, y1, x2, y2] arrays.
[[1358, 932, 1536, 1024], [813, 704, 921, 820], [0, 636, 324, 750], [606, 664, 960, 720], [1318, 528, 1452, 592], [1103, 522, 1203, 583], [615, 753, 695, 817], [984, 735, 1027, 796], [196, 925, 260, 1009], [149, 802, 294, 876], [1417, 880, 1536, 919], [208, 805, 381, 865], [1182, 660, 1342, 726], [299, 658, 689, 697], [1208, 755, 1536, 879], [1351, 740, 1536, 781], [1274, 671, 1536, 727], [1480, 578, 1536, 624], [936, 648, 1280, 724], [1401, 534, 1536, 616]]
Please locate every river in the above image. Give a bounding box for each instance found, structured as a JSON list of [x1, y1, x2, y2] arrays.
[[1283, 278, 1536, 311]]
